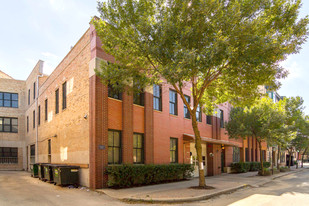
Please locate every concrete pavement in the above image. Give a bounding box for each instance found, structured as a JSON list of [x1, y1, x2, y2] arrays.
[[98, 165, 308, 203], [0, 171, 124, 206]]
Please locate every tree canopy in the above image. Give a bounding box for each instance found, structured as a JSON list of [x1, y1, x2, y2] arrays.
[[225, 97, 285, 174], [94, 0, 309, 186]]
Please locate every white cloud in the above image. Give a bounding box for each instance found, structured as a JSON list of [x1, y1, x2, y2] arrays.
[[42, 52, 58, 58]]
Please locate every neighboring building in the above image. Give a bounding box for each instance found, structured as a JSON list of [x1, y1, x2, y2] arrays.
[[0, 70, 26, 170], [0, 23, 267, 189]]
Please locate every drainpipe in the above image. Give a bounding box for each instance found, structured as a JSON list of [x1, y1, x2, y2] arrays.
[[35, 62, 44, 163]]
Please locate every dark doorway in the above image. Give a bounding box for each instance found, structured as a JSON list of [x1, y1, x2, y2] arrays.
[[221, 149, 225, 172]]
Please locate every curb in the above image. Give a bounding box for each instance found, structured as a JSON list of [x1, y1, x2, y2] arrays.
[[253, 168, 305, 188], [121, 184, 249, 204]]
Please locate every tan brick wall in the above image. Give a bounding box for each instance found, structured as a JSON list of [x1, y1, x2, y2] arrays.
[[22, 29, 91, 186], [0, 70, 13, 79], [0, 78, 26, 170]]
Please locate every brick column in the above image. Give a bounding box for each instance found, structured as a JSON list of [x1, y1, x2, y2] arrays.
[[211, 116, 217, 139], [89, 75, 108, 189], [248, 138, 252, 162], [122, 88, 133, 164], [144, 90, 154, 164], [225, 146, 233, 167], [252, 137, 256, 161]]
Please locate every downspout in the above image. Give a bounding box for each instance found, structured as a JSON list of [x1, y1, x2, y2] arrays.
[[35, 62, 44, 163]]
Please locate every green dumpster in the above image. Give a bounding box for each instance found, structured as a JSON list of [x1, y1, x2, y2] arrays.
[[52, 165, 80, 186], [43, 164, 54, 182], [30, 163, 39, 178]]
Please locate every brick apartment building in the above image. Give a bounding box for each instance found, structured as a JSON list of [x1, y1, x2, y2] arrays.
[[0, 23, 268, 189]]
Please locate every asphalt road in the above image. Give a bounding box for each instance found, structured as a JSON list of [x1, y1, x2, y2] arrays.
[[187, 168, 309, 206]]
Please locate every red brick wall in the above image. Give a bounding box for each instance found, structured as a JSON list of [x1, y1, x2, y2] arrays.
[[122, 88, 133, 164], [108, 99, 122, 130], [225, 146, 233, 167], [89, 76, 108, 189], [133, 105, 144, 134], [144, 92, 154, 164]]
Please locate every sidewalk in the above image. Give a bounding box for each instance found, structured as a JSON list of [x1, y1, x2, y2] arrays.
[[97, 166, 308, 203]]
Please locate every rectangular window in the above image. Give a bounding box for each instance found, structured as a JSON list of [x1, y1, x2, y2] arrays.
[[33, 82, 36, 99], [133, 133, 144, 164], [262, 150, 266, 161], [170, 138, 178, 163], [245, 148, 249, 162], [0, 92, 18, 108], [0, 117, 18, 133], [220, 109, 224, 128], [45, 99, 48, 121], [280, 152, 285, 163], [62, 82, 67, 110], [28, 89, 31, 105], [196, 105, 202, 122], [38, 106, 41, 126], [0, 147, 18, 164], [206, 115, 212, 125], [33, 110, 35, 129], [55, 89, 59, 114], [233, 147, 240, 163], [133, 81, 144, 106], [27, 116, 29, 133], [30, 144, 35, 164], [169, 90, 177, 115], [184, 95, 190, 119], [48, 139, 51, 163], [108, 84, 122, 100], [153, 84, 162, 111], [108, 130, 121, 164]]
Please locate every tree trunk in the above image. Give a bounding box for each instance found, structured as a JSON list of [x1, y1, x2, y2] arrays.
[[191, 115, 205, 187], [258, 141, 264, 175], [301, 147, 308, 168], [277, 145, 281, 170], [288, 150, 292, 168]]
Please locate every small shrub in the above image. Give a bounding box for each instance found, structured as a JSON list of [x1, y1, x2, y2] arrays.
[[231, 162, 250, 173], [249, 162, 260, 171], [262, 161, 271, 168], [106, 164, 194, 188], [280, 166, 290, 172]]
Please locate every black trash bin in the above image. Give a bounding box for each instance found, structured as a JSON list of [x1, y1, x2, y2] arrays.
[[30, 163, 39, 178], [43, 164, 54, 183], [38, 163, 47, 180], [52, 165, 80, 186]]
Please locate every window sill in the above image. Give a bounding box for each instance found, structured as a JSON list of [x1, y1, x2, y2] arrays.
[[154, 109, 163, 113], [169, 114, 178, 117], [107, 164, 122, 166], [108, 97, 123, 102], [133, 104, 145, 108]]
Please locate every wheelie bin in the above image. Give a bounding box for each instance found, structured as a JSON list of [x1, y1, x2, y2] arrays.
[[52, 165, 80, 187]]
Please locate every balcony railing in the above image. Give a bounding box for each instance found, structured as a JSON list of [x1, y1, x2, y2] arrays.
[[0, 157, 18, 164]]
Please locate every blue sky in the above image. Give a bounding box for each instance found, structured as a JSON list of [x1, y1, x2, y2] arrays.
[[0, 0, 308, 115]]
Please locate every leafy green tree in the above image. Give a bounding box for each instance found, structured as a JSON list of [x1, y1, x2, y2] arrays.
[[277, 97, 306, 168], [94, 0, 308, 186], [225, 98, 285, 175]]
